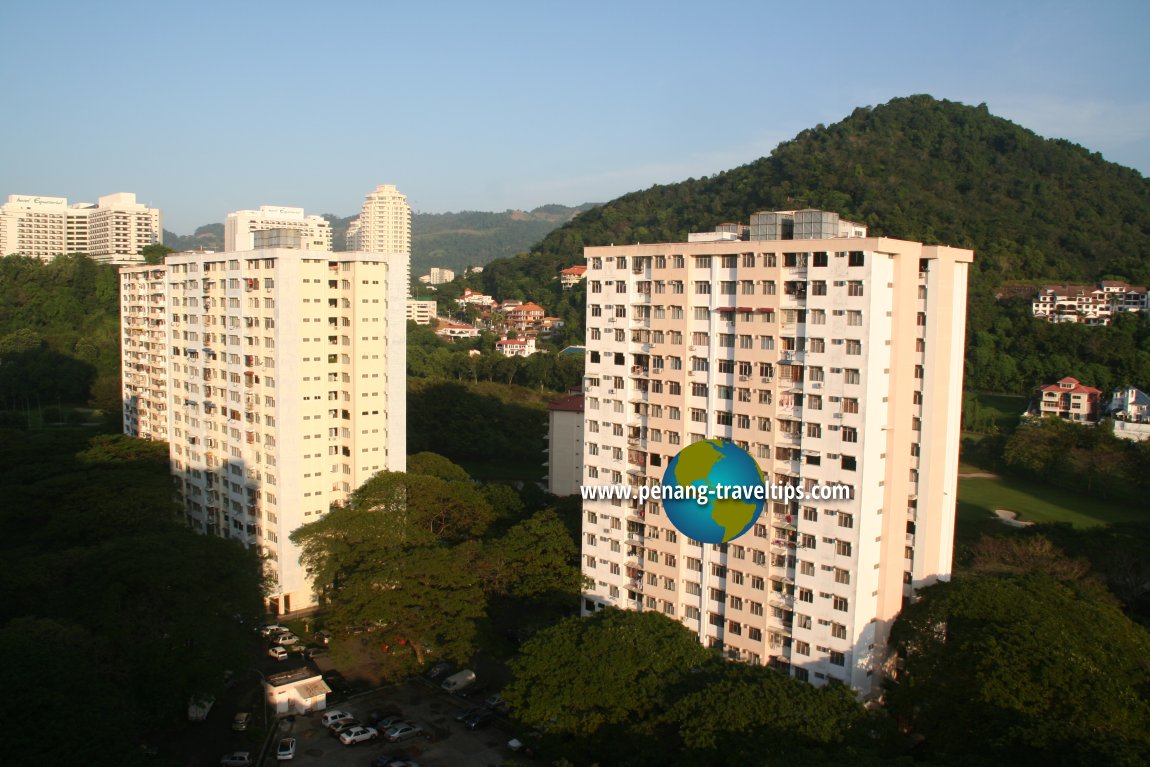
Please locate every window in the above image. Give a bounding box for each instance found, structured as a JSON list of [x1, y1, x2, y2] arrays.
[[837, 513, 854, 529], [842, 398, 859, 414], [798, 588, 813, 603], [847, 281, 864, 297], [847, 310, 862, 326], [848, 251, 865, 267], [844, 369, 860, 384], [832, 596, 849, 612], [840, 455, 856, 471], [845, 340, 861, 355], [834, 568, 850, 584], [829, 650, 846, 666], [842, 426, 858, 443], [794, 641, 810, 656], [835, 540, 852, 557], [831, 622, 847, 639]]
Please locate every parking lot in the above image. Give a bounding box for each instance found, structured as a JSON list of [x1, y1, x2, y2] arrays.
[[260, 678, 526, 767]]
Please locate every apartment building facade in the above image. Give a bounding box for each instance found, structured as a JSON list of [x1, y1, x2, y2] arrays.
[[120, 247, 407, 614], [224, 206, 332, 252], [1032, 281, 1149, 325], [121, 265, 172, 441], [347, 184, 411, 294], [580, 210, 972, 696], [1, 192, 161, 263]]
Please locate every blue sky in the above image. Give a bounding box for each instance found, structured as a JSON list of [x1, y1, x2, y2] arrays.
[[2, 0, 1148, 233]]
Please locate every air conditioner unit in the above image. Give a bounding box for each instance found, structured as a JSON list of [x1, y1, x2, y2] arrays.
[[739, 375, 749, 381]]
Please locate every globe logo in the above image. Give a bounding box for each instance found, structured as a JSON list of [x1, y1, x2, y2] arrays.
[[660, 439, 766, 544]]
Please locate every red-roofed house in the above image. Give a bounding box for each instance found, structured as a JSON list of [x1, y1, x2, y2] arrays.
[[496, 336, 537, 358], [435, 319, 480, 340], [546, 390, 584, 495], [506, 302, 546, 332], [560, 265, 587, 289], [1036, 377, 1102, 422]]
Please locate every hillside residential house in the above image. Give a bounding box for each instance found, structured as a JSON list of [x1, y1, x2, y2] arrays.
[[1108, 386, 1150, 442], [456, 288, 496, 307], [506, 302, 546, 332], [435, 320, 480, 340], [496, 336, 537, 358], [560, 265, 588, 288], [1032, 281, 1149, 325], [1035, 377, 1102, 422]]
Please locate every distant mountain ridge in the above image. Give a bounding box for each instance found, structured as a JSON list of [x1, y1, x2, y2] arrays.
[[468, 94, 1150, 395], [164, 204, 596, 274]]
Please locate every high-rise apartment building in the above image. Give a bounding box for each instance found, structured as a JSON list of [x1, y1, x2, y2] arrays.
[[347, 184, 411, 294], [120, 246, 407, 614], [225, 206, 333, 252], [1, 192, 161, 263], [580, 209, 972, 696]]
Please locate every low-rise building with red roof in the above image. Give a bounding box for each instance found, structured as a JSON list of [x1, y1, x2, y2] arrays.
[[1036, 376, 1102, 422]]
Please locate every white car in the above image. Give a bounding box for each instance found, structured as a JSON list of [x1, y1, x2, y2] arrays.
[[274, 633, 300, 646], [339, 725, 379, 745], [220, 753, 253, 767], [260, 624, 289, 637], [276, 737, 296, 760], [321, 710, 354, 727], [267, 646, 288, 661]]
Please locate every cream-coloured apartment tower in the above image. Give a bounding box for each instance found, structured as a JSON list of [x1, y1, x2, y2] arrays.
[[225, 206, 333, 252], [1, 192, 161, 263], [580, 210, 972, 696], [121, 265, 172, 441], [347, 184, 411, 294], [120, 247, 407, 615]]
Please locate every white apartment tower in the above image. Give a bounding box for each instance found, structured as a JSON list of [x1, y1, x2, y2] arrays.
[[120, 246, 407, 614], [225, 206, 333, 252], [580, 209, 972, 696], [1, 192, 161, 263], [347, 184, 411, 294]]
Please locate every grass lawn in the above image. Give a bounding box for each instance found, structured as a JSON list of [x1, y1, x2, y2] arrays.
[[957, 473, 1146, 528]]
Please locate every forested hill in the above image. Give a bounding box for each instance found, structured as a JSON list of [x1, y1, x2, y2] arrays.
[[474, 95, 1150, 394]]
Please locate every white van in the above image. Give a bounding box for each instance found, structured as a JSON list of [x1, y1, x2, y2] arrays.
[[441, 669, 477, 692]]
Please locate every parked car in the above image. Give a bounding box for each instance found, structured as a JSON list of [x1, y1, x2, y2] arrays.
[[339, 725, 379, 745], [273, 633, 300, 646], [321, 710, 354, 727], [425, 661, 454, 680], [368, 712, 405, 729], [485, 693, 511, 714], [508, 732, 542, 757], [440, 669, 476, 692], [314, 630, 331, 645], [260, 625, 289, 638], [372, 757, 419, 767], [220, 753, 253, 767], [384, 722, 426, 742], [464, 709, 495, 730], [328, 719, 362, 737], [267, 646, 288, 661], [276, 738, 296, 760], [231, 712, 252, 731], [453, 706, 484, 723], [304, 645, 327, 659]]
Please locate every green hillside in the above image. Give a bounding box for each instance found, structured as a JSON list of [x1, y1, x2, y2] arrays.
[[474, 95, 1150, 394]]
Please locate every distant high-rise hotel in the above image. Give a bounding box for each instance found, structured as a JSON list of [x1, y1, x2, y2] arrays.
[[120, 227, 407, 614], [0, 192, 161, 264], [580, 209, 972, 696], [225, 206, 332, 252], [347, 184, 411, 294]]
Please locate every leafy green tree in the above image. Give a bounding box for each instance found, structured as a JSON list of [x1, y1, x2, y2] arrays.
[[140, 242, 174, 265], [484, 509, 582, 600], [887, 573, 1150, 765], [292, 470, 496, 663], [505, 609, 714, 737]]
